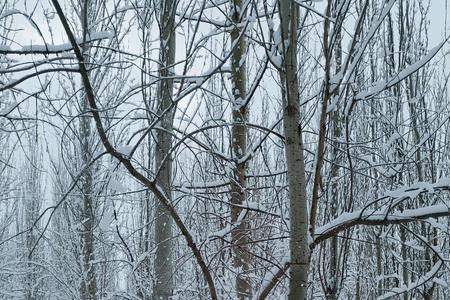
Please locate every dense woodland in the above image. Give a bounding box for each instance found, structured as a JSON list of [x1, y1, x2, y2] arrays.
[[1, 0, 450, 299]]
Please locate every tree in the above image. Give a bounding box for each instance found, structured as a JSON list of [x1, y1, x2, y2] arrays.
[[153, 0, 177, 298], [229, 0, 252, 298], [277, 1, 310, 299]]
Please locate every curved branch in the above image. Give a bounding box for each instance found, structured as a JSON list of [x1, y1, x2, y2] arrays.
[[50, 1, 218, 299]]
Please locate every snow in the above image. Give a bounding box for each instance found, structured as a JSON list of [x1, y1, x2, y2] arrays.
[[7, 31, 113, 54], [20, 43, 73, 53]]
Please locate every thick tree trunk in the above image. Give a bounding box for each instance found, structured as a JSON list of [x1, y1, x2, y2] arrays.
[[279, 1, 310, 299], [153, 0, 176, 298], [230, 0, 251, 298]]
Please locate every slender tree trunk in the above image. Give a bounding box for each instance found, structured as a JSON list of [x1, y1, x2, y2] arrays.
[[25, 115, 40, 300], [230, 0, 251, 298], [80, 113, 97, 300], [326, 2, 343, 297], [279, 1, 309, 299], [80, 1, 97, 299], [153, 0, 176, 298]]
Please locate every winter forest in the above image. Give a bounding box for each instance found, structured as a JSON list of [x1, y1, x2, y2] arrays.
[[2, 0, 450, 299]]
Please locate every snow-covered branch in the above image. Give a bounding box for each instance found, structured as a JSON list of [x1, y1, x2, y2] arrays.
[[314, 178, 450, 245]]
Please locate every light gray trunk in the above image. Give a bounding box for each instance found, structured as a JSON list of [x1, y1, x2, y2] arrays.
[[279, 1, 310, 299], [230, 0, 251, 298], [153, 0, 176, 298]]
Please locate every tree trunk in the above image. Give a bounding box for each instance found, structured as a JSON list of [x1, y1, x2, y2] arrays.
[[80, 1, 97, 299], [153, 0, 176, 298], [230, 0, 251, 298], [326, 2, 343, 297], [279, 1, 310, 299], [25, 113, 41, 300]]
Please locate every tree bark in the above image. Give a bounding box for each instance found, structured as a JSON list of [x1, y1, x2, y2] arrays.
[[153, 0, 176, 298], [25, 111, 41, 300], [278, 1, 310, 299], [230, 0, 252, 298], [79, 1, 97, 299]]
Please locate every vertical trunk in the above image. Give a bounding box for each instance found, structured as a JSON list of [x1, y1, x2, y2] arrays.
[[230, 0, 251, 298], [25, 215, 37, 300], [80, 1, 97, 299], [153, 0, 176, 298], [25, 114, 40, 300], [376, 235, 383, 296], [136, 3, 153, 298], [80, 113, 97, 300], [326, 2, 343, 298], [369, 26, 383, 297], [278, 1, 310, 299]]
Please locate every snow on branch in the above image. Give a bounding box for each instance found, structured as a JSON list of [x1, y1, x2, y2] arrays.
[[377, 260, 444, 300], [355, 37, 449, 101], [0, 31, 113, 55], [314, 178, 450, 245]]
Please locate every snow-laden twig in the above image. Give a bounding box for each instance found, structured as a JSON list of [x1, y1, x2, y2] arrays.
[[354, 37, 449, 101], [0, 31, 113, 55], [377, 260, 444, 300], [314, 178, 450, 245]]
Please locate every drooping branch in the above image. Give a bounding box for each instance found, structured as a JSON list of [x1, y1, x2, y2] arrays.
[[0, 32, 112, 55], [314, 178, 450, 245], [314, 203, 450, 246]]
